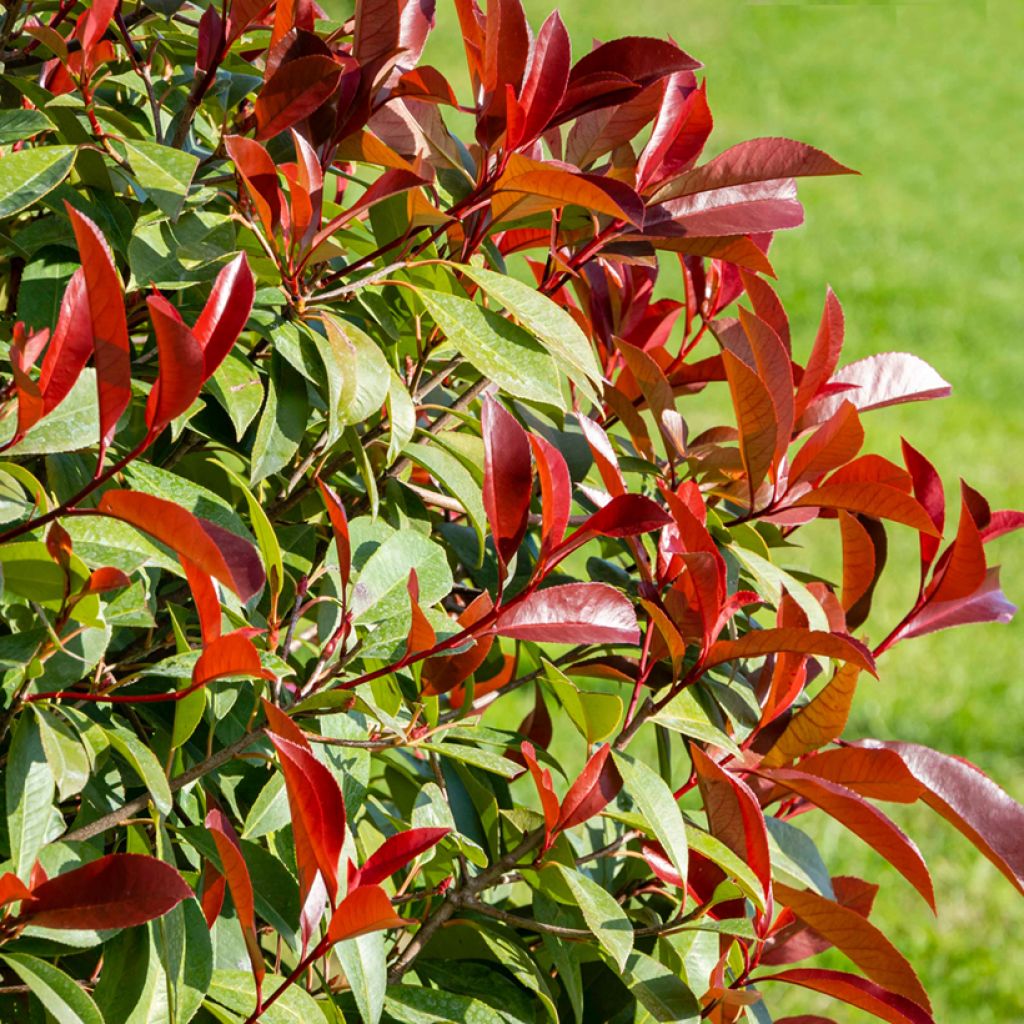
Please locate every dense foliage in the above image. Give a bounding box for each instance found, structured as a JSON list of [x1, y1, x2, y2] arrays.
[[0, 0, 1021, 1021]]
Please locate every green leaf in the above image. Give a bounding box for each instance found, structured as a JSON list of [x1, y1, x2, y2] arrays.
[[403, 440, 487, 562], [459, 264, 602, 399], [250, 355, 310, 484], [171, 687, 207, 750], [123, 140, 199, 219], [0, 539, 85, 605], [0, 367, 100, 454], [386, 371, 417, 465], [205, 970, 328, 1024], [649, 689, 742, 757], [0, 952, 104, 1024], [242, 772, 289, 839], [216, 461, 284, 601], [127, 210, 235, 290], [549, 864, 633, 971], [419, 742, 522, 778], [318, 314, 391, 429], [385, 984, 529, 1024], [351, 529, 452, 623], [686, 830, 766, 911], [0, 109, 56, 145], [334, 931, 386, 1024], [614, 750, 688, 889], [727, 544, 829, 632], [417, 288, 565, 409], [5, 711, 56, 881], [207, 351, 264, 441], [765, 816, 835, 899], [0, 145, 76, 220], [35, 706, 91, 800], [622, 950, 700, 1023], [107, 726, 174, 815], [542, 659, 622, 744]]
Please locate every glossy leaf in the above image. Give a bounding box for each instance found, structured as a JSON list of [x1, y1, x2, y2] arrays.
[[482, 396, 532, 571], [327, 884, 410, 943], [496, 583, 640, 645]]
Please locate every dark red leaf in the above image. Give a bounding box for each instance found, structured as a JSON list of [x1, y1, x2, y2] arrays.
[[900, 439, 944, 576], [529, 433, 572, 566], [96, 490, 265, 601], [356, 827, 449, 887], [421, 591, 495, 696], [224, 136, 285, 239], [557, 744, 623, 832], [789, 401, 864, 488], [327, 883, 410, 943], [482, 395, 533, 572], [706, 629, 876, 676], [24, 854, 192, 930], [791, 481, 939, 536], [895, 567, 1016, 640], [497, 583, 639, 646], [256, 55, 344, 140], [856, 740, 1024, 896], [756, 969, 934, 1024], [65, 204, 131, 463], [511, 10, 570, 147], [638, 76, 712, 191]]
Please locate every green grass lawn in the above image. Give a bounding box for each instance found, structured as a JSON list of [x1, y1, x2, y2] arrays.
[[427, 3, 1023, 1018]]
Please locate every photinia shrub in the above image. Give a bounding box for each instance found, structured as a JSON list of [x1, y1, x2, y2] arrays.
[[0, 1, 1020, 1021]]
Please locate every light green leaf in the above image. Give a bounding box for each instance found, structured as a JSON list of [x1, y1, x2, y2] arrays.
[[687, 830, 766, 911], [550, 864, 633, 971], [622, 950, 700, 1023], [321, 314, 391, 427], [335, 931, 386, 1024], [459, 264, 602, 398], [171, 688, 207, 750], [0, 539, 85, 605], [386, 370, 417, 465], [727, 544, 829, 632], [127, 210, 235, 290], [0, 145, 76, 220], [6, 711, 56, 881], [614, 750, 688, 889], [419, 742, 522, 778], [386, 984, 528, 1024], [351, 529, 452, 623], [123, 140, 199, 219], [205, 970, 328, 1024], [0, 367, 100, 454], [107, 727, 173, 815], [0, 952, 104, 1024], [650, 689, 742, 757], [242, 772, 289, 839], [417, 288, 565, 409], [542, 659, 622, 744], [35, 707, 91, 800], [250, 356, 310, 484], [207, 351, 263, 440]]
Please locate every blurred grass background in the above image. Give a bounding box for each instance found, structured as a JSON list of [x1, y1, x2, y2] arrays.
[[423, 2, 1023, 1018]]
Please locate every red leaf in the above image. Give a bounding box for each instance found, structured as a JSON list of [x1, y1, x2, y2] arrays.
[[557, 744, 623, 832], [200, 862, 225, 930], [511, 10, 570, 147], [65, 204, 131, 463], [762, 768, 934, 908], [448, 653, 517, 710], [482, 396, 532, 572], [224, 135, 285, 239], [356, 827, 449, 887], [800, 352, 951, 429], [706, 629, 876, 676], [656, 137, 855, 202], [638, 77, 713, 191], [23, 854, 192, 930], [327, 883, 410, 943], [895, 567, 1016, 640], [773, 883, 930, 1009], [900, 439, 944, 576], [145, 295, 204, 436], [421, 592, 495, 696], [97, 490, 265, 601], [206, 808, 263, 991], [182, 558, 222, 645], [268, 732, 347, 903], [838, 511, 884, 628], [790, 481, 939, 536], [497, 583, 639, 646], [927, 490, 986, 604], [794, 287, 845, 418], [261, 697, 311, 749], [722, 348, 778, 498], [796, 746, 924, 804], [6, 325, 47, 447], [193, 253, 255, 378], [756, 969, 934, 1024], [565, 79, 665, 170], [789, 401, 864, 488], [83, 567, 131, 595], [556, 494, 671, 562], [529, 433, 572, 566], [692, 747, 772, 901], [317, 479, 352, 592], [641, 839, 684, 889], [739, 269, 790, 353], [577, 414, 626, 496], [193, 632, 273, 689], [256, 55, 343, 140], [647, 179, 804, 239], [38, 269, 92, 416], [522, 741, 559, 849], [0, 872, 33, 909], [857, 740, 1024, 896], [405, 569, 437, 656]]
